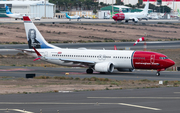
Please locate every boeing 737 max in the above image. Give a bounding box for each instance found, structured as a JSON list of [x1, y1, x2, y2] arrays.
[[22, 16, 175, 76], [112, 1, 149, 23]]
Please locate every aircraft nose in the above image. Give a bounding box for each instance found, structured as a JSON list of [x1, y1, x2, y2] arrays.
[[168, 59, 175, 67]]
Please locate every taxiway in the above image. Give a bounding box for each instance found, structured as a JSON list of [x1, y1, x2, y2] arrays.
[[0, 41, 180, 55], [0, 18, 180, 25], [0, 87, 180, 113], [0, 66, 179, 81]]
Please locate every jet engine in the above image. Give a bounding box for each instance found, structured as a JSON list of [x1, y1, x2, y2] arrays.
[[94, 62, 114, 73], [132, 18, 138, 23], [117, 68, 135, 72]]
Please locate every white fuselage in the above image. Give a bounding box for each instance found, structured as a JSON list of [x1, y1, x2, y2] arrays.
[[69, 15, 80, 19], [26, 48, 134, 69], [124, 12, 148, 20], [6, 14, 23, 19]]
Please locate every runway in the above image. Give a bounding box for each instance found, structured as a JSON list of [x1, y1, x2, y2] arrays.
[[0, 66, 180, 81], [0, 18, 180, 25], [0, 40, 180, 55], [0, 87, 180, 113]]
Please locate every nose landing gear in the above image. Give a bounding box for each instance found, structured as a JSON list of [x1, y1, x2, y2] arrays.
[[156, 69, 165, 76], [156, 71, 160, 76]]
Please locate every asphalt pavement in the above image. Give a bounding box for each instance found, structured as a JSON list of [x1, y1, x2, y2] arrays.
[[0, 18, 180, 25], [0, 87, 180, 113], [0, 40, 180, 55], [0, 66, 179, 81]]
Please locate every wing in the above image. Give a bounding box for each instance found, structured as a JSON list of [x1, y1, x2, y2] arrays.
[[44, 57, 95, 66], [31, 47, 95, 66]]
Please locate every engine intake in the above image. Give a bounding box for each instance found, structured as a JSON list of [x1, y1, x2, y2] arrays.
[[94, 62, 114, 73]]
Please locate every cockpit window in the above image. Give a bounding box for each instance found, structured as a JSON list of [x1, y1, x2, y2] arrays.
[[116, 15, 118, 17], [160, 57, 168, 60]]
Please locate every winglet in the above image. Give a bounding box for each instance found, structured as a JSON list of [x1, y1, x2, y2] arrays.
[[114, 45, 117, 50], [32, 47, 42, 61], [23, 16, 31, 21]]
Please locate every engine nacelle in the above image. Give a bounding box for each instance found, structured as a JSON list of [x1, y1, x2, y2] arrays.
[[94, 62, 114, 73], [132, 18, 138, 23], [117, 68, 135, 72]]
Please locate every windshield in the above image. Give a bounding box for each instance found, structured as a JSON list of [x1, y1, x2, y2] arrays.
[[160, 57, 168, 60]]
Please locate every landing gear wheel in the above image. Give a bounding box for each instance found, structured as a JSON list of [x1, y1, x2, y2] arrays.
[[125, 20, 128, 23], [86, 68, 93, 74], [156, 72, 160, 76]]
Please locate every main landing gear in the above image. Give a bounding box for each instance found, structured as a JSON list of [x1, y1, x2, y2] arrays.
[[86, 68, 93, 74], [156, 71, 160, 76]]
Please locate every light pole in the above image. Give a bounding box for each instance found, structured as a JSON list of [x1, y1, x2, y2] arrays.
[[173, 0, 174, 12], [81, 2, 82, 11], [63, 3, 65, 11], [44, 0, 46, 18], [112, 1, 114, 18], [76, 3, 79, 10], [56, 1, 58, 12]]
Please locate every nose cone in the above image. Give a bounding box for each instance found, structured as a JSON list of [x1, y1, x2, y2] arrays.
[[168, 59, 175, 67], [112, 16, 116, 20]]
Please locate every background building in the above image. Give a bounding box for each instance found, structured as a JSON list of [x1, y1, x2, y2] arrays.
[[0, 0, 49, 1], [144, 0, 180, 11], [121, 0, 139, 5], [94, 0, 116, 4], [0, 1, 54, 18]]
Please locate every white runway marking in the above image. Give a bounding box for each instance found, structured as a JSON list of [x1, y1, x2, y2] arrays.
[[0, 102, 161, 111], [174, 92, 180, 94], [0, 109, 33, 113], [87, 97, 180, 99], [119, 103, 161, 111]]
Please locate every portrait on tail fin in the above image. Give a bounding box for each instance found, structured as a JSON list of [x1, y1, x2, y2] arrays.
[[28, 29, 41, 48]]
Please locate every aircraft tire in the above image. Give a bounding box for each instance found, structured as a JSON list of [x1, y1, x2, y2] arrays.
[[86, 68, 93, 74], [156, 72, 160, 76]]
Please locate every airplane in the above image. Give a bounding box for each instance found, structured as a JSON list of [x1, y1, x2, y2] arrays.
[[3, 6, 26, 20], [112, 1, 149, 23], [21, 16, 175, 76], [65, 13, 81, 21]]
